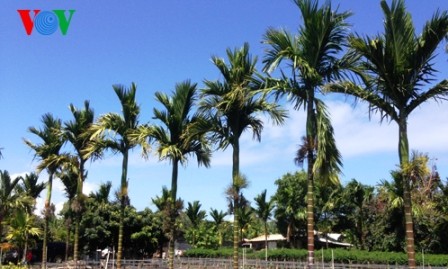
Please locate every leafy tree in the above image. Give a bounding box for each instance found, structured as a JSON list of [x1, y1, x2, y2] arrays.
[[85, 83, 148, 269], [24, 113, 65, 269], [333, 179, 373, 249], [273, 171, 307, 248], [148, 80, 211, 269], [263, 0, 349, 266], [327, 1, 448, 266], [201, 43, 286, 269], [253, 189, 274, 261]]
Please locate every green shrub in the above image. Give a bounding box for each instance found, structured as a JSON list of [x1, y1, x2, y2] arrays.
[[185, 247, 448, 266]]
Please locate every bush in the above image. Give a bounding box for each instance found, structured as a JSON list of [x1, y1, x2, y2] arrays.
[[185, 247, 448, 266]]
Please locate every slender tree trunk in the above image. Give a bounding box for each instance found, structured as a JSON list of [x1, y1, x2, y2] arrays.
[[306, 91, 316, 269], [74, 161, 85, 263], [117, 150, 129, 269], [23, 233, 29, 264], [65, 217, 71, 261], [306, 172, 315, 268], [0, 216, 3, 244], [42, 173, 54, 269], [264, 223, 268, 261], [399, 119, 416, 269], [73, 218, 79, 262], [168, 160, 179, 269], [232, 138, 240, 269]]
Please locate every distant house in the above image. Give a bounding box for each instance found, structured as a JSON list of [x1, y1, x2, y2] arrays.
[[244, 232, 352, 250], [243, 234, 287, 250]]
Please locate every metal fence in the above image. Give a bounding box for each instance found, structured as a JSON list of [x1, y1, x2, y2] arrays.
[[47, 258, 447, 269]]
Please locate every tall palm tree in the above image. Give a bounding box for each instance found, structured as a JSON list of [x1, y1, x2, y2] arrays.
[[0, 170, 21, 242], [253, 189, 274, 261], [201, 43, 286, 269], [84, 83, 147, 269], [58, 166, 78, 261], [209, 208, 227, 247], [64, 100, 98, 262], [185, 201, 207, 247], [149, 80, 211, 269], [24, 113, 65, 269], [263, 1, 349, 266], [327, 1, 448, 267]]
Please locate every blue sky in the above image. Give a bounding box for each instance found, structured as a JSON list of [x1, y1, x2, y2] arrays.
[[1, 0, 448, 216]]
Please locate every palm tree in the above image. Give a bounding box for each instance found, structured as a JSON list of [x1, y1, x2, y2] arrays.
[[90, 181, 112, 204], [58, 166, 78, 261], [253, 189, 274, 261], [263, 1, 349, 266], [24, 113, 65, 269], [64, 100, 98, 262], [185, 201, 207, 247], [149, 80, 211, 269], [6, 209, 42, 263], [201, 43, 286, 269], [209, 208, 227, 247], [84, 83, 148, 269], [0, 170, 21, 242], [326, 1, 448, 267], [16, 173, 46, 212], [336, 179, 373, 249]]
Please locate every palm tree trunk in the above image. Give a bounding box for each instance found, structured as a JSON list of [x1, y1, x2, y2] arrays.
[[65, 217, 71, 261], [264, 223, 268, 261], [117, 150, 129, 269], [306, 172, 315, 268], [168, 160, 179, 269], [399, 119, 416, 269], [42, 173, 54, 269], [74, 161, 85, 263], [73, 218, 79, 262], [232, 138, 240, 269], [306, 92, 316, 269]]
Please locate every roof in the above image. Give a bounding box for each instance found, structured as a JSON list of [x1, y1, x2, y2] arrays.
[[245, 234, 286, 243]]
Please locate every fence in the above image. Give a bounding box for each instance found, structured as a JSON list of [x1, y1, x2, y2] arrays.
[[49, 258, 446, 269]]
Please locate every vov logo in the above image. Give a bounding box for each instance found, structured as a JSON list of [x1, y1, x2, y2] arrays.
[[18, 10, 76, 36]]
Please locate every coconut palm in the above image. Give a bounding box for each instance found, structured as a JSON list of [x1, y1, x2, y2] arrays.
[[149, 80, 211, 269], [201, 43, 286, 269], [263, 0, 349, 266], [0, 170, 22, 242], [253, 189, 274, 261], [64, 100, 98, 261], [24, 113, 65, 269], [326, 1, 448, 267], [84, 83, 148, 269]]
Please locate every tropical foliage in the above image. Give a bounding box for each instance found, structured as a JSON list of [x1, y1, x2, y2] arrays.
[[1, 1, 448, 267]]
